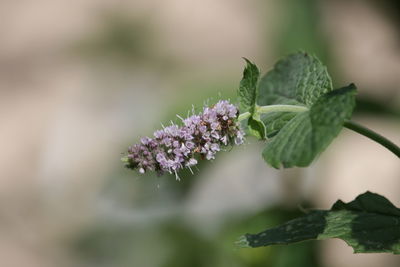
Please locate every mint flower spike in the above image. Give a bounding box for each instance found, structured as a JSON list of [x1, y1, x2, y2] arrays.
[[123, 100, 245, 180]]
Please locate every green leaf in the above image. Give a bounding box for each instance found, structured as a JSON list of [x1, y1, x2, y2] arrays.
[[258, 52, 332, 137], [254, 52, 356, 168], [247, 117, 267, 140], [239, 192, 400, 254], [258, 52, 332, 107], [262, 112, 297, 138], [262, 84, 356, 168], [238, 58, 260, 113]]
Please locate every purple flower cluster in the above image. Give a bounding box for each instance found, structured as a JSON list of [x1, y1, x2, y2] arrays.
[[124, 100, 245, 179]]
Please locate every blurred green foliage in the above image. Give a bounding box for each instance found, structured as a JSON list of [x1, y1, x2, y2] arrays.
[[273, 0, 330, 63], [72, 11, 160, 66], [72, 206, 321, 267]]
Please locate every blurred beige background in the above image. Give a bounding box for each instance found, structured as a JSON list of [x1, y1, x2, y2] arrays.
[[0, 0, 399, 266]]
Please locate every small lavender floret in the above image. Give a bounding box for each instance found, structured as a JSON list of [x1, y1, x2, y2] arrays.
[[124, 100, 245, 179]]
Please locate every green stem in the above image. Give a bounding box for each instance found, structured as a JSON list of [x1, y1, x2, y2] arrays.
[[344, 120, 400, 157], [256, 104, 308, 114], [238, 104, 308, 122], [238, 111, 251, 122]]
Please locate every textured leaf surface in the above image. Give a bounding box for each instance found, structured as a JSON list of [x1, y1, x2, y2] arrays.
[[262, 84, 356, 168], [247, 117, 266, 140], [258, 52, 332, 137], [258, 52, 332, 107], [238, 58, 260, 113], [239, 192, 400, 254], [262, 112, 297, 138], [253, 52, 356, 168]]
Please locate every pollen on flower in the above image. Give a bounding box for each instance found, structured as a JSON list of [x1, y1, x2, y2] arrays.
[[123, 100, 245, 178]]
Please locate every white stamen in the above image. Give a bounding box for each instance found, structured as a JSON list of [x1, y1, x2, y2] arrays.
[[174, 170, 180, 181], [187, 166, 194, 175]]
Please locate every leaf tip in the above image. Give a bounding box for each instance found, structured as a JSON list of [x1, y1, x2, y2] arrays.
[[348, 82, 357, 89], [262, 151, 281, 169], [235, 235, 250, 248], [241, 57, 259, 71], [241, 57, 252, 64]]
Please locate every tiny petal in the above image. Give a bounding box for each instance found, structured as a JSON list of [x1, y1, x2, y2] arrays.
[[206, 151, 215, 160], [210, 143, 220, 152], [186, 158, 198, 166], [199, 125, 207, 133], [211, 131, 220, 139], [220, 136, 228, 145], [186, 141, 195, 149], [173, 141, 180, 148]]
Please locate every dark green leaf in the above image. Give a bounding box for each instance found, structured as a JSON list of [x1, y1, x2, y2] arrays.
[[254, 52, 356, 168], [261, 112, 297, 138], [247, 117, 267, 140], [258, 52, 332, 137], [258, 52, 332, 107], [238, 58, 260, 113], [239, 192, 400, 254], [262, 84, 356, 168]]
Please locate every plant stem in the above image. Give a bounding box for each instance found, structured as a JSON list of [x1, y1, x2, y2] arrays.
[[344, 120, 400, 157], [256, 104, 308, 114], [238, 104, 308, 122], [238, 112, 251, 122]]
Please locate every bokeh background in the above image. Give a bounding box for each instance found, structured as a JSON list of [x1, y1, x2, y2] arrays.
[[1, 0, 400, 266]]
